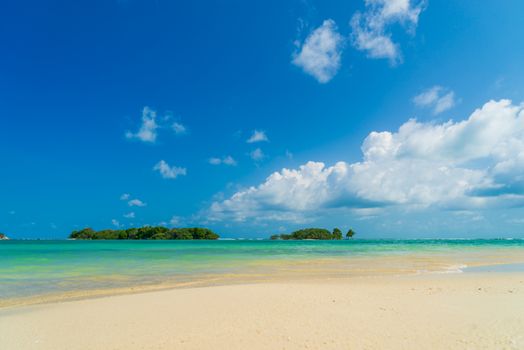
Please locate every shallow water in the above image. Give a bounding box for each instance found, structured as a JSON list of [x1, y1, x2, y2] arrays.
[[1, 239, 524, 304], [465, 262, 524, 273]]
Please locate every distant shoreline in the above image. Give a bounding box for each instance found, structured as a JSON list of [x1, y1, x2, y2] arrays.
[[3, 237, 524, 241]]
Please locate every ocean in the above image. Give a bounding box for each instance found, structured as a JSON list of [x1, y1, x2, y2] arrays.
[[1, 239, 524, 305]]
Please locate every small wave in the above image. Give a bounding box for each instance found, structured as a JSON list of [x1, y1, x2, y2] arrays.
[[416, 264, 467, 275], [440, 264, 468, 274]]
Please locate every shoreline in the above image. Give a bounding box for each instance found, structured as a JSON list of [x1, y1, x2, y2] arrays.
[[2, 258, 523, 310], [1, 272, 523, 349]]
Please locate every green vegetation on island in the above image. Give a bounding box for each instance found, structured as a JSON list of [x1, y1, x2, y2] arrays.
[[270, 228, 356, 240], [69, 226, 219, 240]]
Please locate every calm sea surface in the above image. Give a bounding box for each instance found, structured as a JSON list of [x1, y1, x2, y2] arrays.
[[1, 239, 524, 303]]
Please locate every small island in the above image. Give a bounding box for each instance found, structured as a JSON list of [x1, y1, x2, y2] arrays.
[[0, 232, 9, 240], [69, 226, 219, 240], [270, 228, 356, 240]]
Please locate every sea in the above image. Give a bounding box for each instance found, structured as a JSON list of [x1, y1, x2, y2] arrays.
[[1, 239, 524, 305]]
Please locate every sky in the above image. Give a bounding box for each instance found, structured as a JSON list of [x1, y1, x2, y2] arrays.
[[2, 0, 524, 239]]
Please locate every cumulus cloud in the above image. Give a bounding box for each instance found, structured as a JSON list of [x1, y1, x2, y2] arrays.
[[128, 198, 146, 207], [413, 86, 457, 115], [292, 19, 344, 83], [122, 194, 146, 208], [126, 107, 187, 142], [111, 219, 121, 228], [123, 212, 135, 219], [125, 106, 159, 142], [153, 160, 187, 179], [247, 130, 269, 143], [209, 156, 237, 166], [350, 0, 425, 64], [209, 99, 524, 222]]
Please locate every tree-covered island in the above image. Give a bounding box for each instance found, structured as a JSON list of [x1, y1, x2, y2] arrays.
[[69, 226, 219, 240], [270, 228, 356, 240]]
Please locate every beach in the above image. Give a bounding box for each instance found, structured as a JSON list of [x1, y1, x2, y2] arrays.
[[1, 240, 524, 349], [1, 273, 523, 350]]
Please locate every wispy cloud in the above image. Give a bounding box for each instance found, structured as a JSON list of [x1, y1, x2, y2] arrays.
[[111, 219, 121, 228], [292, 19, 344, 83], [246, 130, 269, 143], [128, 198, 146, 207], [123, 212, 135, 219], [413, 86, 457, 114], [350, 0, 425, 64], [120, 193, 130, 201], [209, 156, 237, 166], [172, 122, 187, 135], [153, 160, 187, 179], [249, 148, 265, 161], [169, 216, 182, 226], [125, 106, 158, 142]]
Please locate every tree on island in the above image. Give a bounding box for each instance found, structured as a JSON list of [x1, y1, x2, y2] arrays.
[[0, 232, 8, 240], [69, 226, 219, 240], [270, 227, 351, 240], [346, 229, 355, 239], [332, 228, 343, 240]]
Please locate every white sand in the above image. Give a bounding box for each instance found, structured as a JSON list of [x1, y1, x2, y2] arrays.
[[1, 273, 523, 349]]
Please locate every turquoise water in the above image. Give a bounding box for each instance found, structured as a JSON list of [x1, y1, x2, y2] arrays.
[[1, 239, 524, 302]]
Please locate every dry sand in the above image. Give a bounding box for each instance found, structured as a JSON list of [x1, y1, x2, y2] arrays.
[[1, 273, 523, 350]]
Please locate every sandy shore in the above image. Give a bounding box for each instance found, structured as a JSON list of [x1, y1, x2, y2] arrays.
[[1, 273, 523, 350]]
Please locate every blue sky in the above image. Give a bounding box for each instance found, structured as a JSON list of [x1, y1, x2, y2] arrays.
[[2, 0, 524, 238]]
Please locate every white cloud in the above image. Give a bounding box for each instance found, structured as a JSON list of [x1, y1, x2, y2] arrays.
[[209, 157, 222, 165], [209, 99, 524, 222], [123, 212, 135, 219], [413, 86, 456, 114], [111, 219, 121, 228], [249, 148, 265, 161], [125, 106, 159, 142], [172, 122, 187, 135], [209, 156, 237, 166], [350, 0, 425, 64], [128, 199, 146, 207], [292, 19, 344, 83], [120, 193, 130, 201], [223, 156, 237, 165], [247, 130, 269, 143], [153, 160, 187, 179], [433, 92, 456, 114]]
